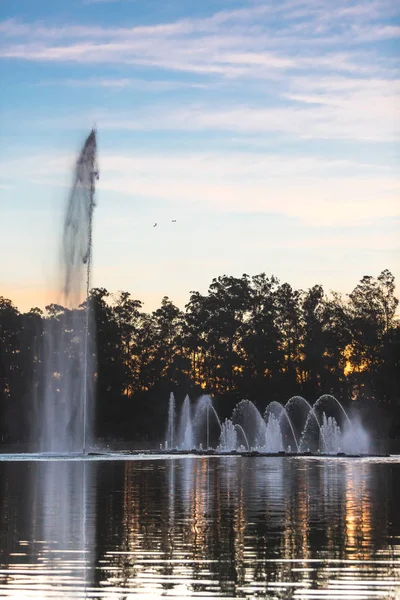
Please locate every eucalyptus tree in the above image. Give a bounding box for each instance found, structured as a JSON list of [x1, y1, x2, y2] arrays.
[[112, 291, 142, 397], [134, 312, 158, 392], [300, 284, 325, 395], [88, 287, 124, 435], [133, 297, 185, 394], [183, 290, 209, 387], [206, 274, 252, 393], [239, 273, 281, 399], [319, 291, 352, 395], [0, 297, 22, 439], [348, 270, 399, 397], [273, 282, 303, 395]]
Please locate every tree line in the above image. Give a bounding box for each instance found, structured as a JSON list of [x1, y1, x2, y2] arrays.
[[0, 269, 399, 444]]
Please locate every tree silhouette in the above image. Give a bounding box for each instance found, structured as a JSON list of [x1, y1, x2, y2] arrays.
[[0, 270, 399, 445]]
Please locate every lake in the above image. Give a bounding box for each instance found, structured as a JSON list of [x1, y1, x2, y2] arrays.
[[0, 455, 399, 598]]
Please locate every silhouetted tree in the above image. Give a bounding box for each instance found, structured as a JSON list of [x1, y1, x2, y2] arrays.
[[0, 298, 21, 441], [1, 269, 399, 444], [348, 270, 399, 401], [240, 273, 280, 400]]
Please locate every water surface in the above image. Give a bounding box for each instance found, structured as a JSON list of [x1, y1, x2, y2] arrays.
[[0, 456, 399, 598]]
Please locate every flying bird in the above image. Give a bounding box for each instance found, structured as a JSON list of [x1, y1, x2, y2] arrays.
[[153, 223, 157, 228], [172, 219, 176, 222]]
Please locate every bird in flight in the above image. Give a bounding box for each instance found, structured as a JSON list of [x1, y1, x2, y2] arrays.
[[153, 223, 157, 228], [172, 219, 176, 222]]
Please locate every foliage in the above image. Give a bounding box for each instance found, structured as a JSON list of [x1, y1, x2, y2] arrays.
[[0, 270, 399, 443]]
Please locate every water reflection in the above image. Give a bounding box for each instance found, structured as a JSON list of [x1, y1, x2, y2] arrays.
[[0, 459, 96, 598], [0, 456, 399, 598]]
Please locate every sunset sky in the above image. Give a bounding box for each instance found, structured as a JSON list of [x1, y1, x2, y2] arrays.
[[0, 0, 399, 312]]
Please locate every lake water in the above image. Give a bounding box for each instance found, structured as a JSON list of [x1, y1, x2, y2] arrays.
[[0, 455, 399, 599]]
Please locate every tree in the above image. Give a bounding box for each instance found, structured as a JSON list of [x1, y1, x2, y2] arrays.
[[274, 282, 302, 396], [348, 270, 399, 399], [112, 291, 142, 397], [1, 269, 399, 445], [0, 298, 21, 440], [240, 273, 280, 400], [300, 285, 325, 395], [89, 288, 124, 436], [203, 275, 252, 393]]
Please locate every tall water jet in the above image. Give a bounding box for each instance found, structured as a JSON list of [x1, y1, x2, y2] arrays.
[[177, 395, 194, 450], [166, 392, 176, 450], [40, 129, 98, 454]]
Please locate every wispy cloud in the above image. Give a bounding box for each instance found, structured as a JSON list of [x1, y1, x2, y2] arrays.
[[1, 1, 398, 145], [0, 0, 397, 77], [2, 150, 399, 227], [1, 0, 399, 309], [38, 76, 210, 91], [246, 231, 400, 251], [97, 175, 400, 226], [39, 82, 398, 142]]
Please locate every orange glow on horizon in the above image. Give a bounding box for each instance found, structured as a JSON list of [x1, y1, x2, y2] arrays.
[[0, 285, 60, 313], [1, 282, 189, 315]]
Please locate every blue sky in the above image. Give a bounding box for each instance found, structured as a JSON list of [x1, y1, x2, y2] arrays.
[[0, 0, 399, 311]]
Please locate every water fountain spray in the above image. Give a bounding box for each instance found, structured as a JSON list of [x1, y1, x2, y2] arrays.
[[166, 393, 370, 455], [40, 129, 98, 454], [70, 129, 99, 454]]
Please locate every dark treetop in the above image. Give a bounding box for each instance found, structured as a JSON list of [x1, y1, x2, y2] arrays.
[[0, 269, 399, 445]]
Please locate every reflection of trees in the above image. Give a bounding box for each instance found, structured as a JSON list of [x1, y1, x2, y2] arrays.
[[0, 462, 32, 586], [1, 457, 396, 597], [91, 457, 400, 597], [0, 460, 96, 596]]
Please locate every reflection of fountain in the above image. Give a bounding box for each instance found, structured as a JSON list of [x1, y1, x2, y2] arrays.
[[30, 460, 95, 594], [39, 130, 99, 454], [166, 392, 370, 454]]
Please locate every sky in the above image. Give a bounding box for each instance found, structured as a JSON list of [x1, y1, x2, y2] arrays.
[[0, 0, 399, 313]]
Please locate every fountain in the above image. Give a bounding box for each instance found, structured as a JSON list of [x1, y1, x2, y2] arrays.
[[193, 394, 221, 449], [39, 129, 98, 454], [166, 392, 176, 450], [177, 395, 194, 450], [8, 128, 371, 460], [165, 393, 370, 455], [232, 399, 268, 449], [262, 414, 284, 453], [298, 394, 367, 454], [218, 419, 238, 452], [264, 401, 299, 452], [320, 414, 342, 453]]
